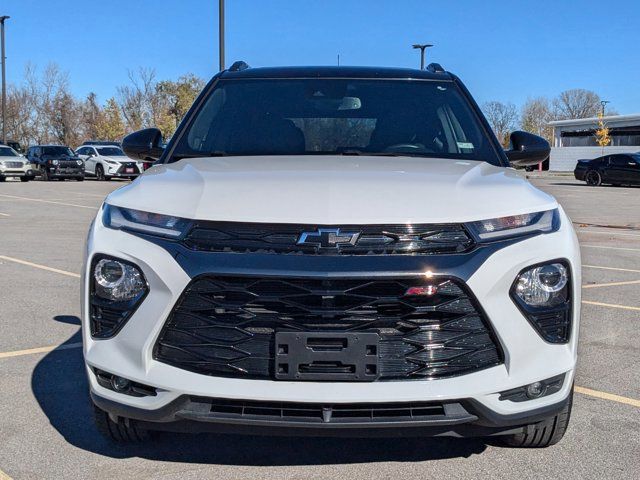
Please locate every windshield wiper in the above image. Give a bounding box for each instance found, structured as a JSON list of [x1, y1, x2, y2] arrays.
[[338, 149, 425, 157]]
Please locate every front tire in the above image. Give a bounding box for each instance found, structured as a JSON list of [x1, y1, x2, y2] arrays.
[[93, 405, 150, 443], [76, 176, 84, 182], [585, 170, 602, 186], [41, 168, 50, 181], [95, 165, 106, 181], [500, 389, 573, 448]]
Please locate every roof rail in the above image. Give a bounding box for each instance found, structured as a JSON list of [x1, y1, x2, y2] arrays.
[[228, 61, 250, 72], [426, 63, 445, 73]]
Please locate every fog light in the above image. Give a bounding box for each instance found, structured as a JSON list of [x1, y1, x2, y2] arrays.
[[110, 376, 131, 392], [526, 381, 546, 398]]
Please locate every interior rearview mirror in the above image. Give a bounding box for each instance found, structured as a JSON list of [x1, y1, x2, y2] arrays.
[[122, 128, 165, 161], [505, 131, 550, 167]]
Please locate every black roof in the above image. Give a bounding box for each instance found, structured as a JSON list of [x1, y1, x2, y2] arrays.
[[220, 65, 452, 80]]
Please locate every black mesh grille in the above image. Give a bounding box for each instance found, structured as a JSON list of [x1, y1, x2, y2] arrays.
[[154, 276, 502, 380], [183, 223, 474, 255]]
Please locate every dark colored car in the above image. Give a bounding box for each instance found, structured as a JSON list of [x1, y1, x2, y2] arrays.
[[1, 140, 24, 154], [575, 153, 640, 186], [26, 145, 85, 181]]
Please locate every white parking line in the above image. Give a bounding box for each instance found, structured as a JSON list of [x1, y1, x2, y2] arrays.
[[581, 244, 640, 253], [0, 212, 10, 217], [0, 193, 97, 210], [0, 255, 80, 278], [0, 342, 83, 359], [583, 279, 640, 289], [577, 229, 640, 238], [583, 264, 640, 274], [582, 300, 640, 312]]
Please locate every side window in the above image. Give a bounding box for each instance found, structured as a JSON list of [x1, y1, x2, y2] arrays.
[[611, 155, 628, 167], [77, 147, 86, 155]]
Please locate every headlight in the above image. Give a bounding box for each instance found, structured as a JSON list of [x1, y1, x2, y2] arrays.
[[102, 204, 191, 238], [515, 263, 568, 307], [467, 209, 559, 241], [511, 260, 572, 343], [94, 258, 145, 301], [76, 159, 83, 166], [51, 159, 59, 165], [105, 159, 118, 165], [90, 256, 148, 339]]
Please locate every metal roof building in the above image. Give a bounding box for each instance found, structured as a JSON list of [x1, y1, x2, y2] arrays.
[[550, 114, 640, 148]]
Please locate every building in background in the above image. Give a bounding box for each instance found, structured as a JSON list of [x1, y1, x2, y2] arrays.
[[549, 114, 640, 171]]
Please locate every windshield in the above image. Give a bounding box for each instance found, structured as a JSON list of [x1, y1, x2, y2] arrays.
[[96, 147, 125, 156], [0, 147, 20, 157], [171, 79, 499, 164], [43, 146, 75, 156]]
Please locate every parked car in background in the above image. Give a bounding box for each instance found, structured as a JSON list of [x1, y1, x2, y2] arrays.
[[0, 145, 36, 182], [1, 140, 24, 154], [26, 145, 85, 181], [76, 144, 143, 181], [575, 153, 640, 186], [81, 140, 121, 147]]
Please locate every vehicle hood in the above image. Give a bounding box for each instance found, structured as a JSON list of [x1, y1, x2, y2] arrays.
[[106, 156, 558, 224], [42, 154, 81, 161], [103, 155, 131, 163]]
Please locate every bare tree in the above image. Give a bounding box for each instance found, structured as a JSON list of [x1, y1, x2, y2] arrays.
[[482, 101, 518, 146], [552, 89, 603, 120], [521, 97, 553, 143]]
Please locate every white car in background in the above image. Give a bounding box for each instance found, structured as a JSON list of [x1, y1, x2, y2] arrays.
[[76, 145, 143, 181]]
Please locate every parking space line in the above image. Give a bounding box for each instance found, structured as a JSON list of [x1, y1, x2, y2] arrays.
[[0, 212, 10, 217], [577, 229, 640, 238], [0, 255, 80, 278], [583, 264, 640, 274], [0, 342, 83, 360], [0, 467, 12, 480], [0, 193, 98, 210], [582, 244, 640, 253], [575, 386, 640, 408], [582, 300, 640, 312], [583, 279, 640, 289]]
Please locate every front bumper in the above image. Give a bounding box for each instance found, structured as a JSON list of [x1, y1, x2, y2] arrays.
[[82, 206, 581, 433], [0, 167, 34, 177], [90, 387, 572, 437]]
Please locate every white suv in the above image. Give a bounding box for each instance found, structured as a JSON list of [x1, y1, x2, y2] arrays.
[[76, 145, 142, 180], [83, 64, 580, 447], [0, 145, 36, 182]]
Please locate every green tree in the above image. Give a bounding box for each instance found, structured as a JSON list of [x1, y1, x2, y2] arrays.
[[96, 97, 126, 141]]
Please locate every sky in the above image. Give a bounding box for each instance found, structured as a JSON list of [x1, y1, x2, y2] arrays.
[[3, 0, 640, 113]]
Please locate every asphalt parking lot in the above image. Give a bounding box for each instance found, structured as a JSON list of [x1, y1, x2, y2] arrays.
[[0, 174, 639, 479]]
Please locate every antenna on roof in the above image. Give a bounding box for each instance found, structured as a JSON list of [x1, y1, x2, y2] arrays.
[[229, 61, 250, 72], [426, 63, 445, 73]]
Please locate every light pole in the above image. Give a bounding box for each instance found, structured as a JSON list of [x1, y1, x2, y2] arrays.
[[0, 15, 9, 144], [218, 0, 225, 71], [600, 100, 610, 117], [412, 43, 433, 70]]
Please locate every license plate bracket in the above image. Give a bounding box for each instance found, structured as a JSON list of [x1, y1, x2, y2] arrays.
[[274, 332, 380, 381]]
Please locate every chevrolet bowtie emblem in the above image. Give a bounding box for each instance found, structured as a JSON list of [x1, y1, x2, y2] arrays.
[[297, 228, 360, 248]]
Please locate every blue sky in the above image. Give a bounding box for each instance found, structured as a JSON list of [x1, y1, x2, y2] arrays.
[[3, 0, 640, 113]]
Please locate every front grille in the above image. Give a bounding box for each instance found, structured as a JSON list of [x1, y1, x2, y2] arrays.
[[185, 397, 450, 424], [154, 275, 502, 381], [58, 160, 80, 168], [4, 161, 23, 168], [183, 223, 474, 255], [117, 162, 140, 174]]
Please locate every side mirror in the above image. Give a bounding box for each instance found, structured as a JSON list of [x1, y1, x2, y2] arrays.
[[505, 131, 550, 167], [122, 128, 165, 161]]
